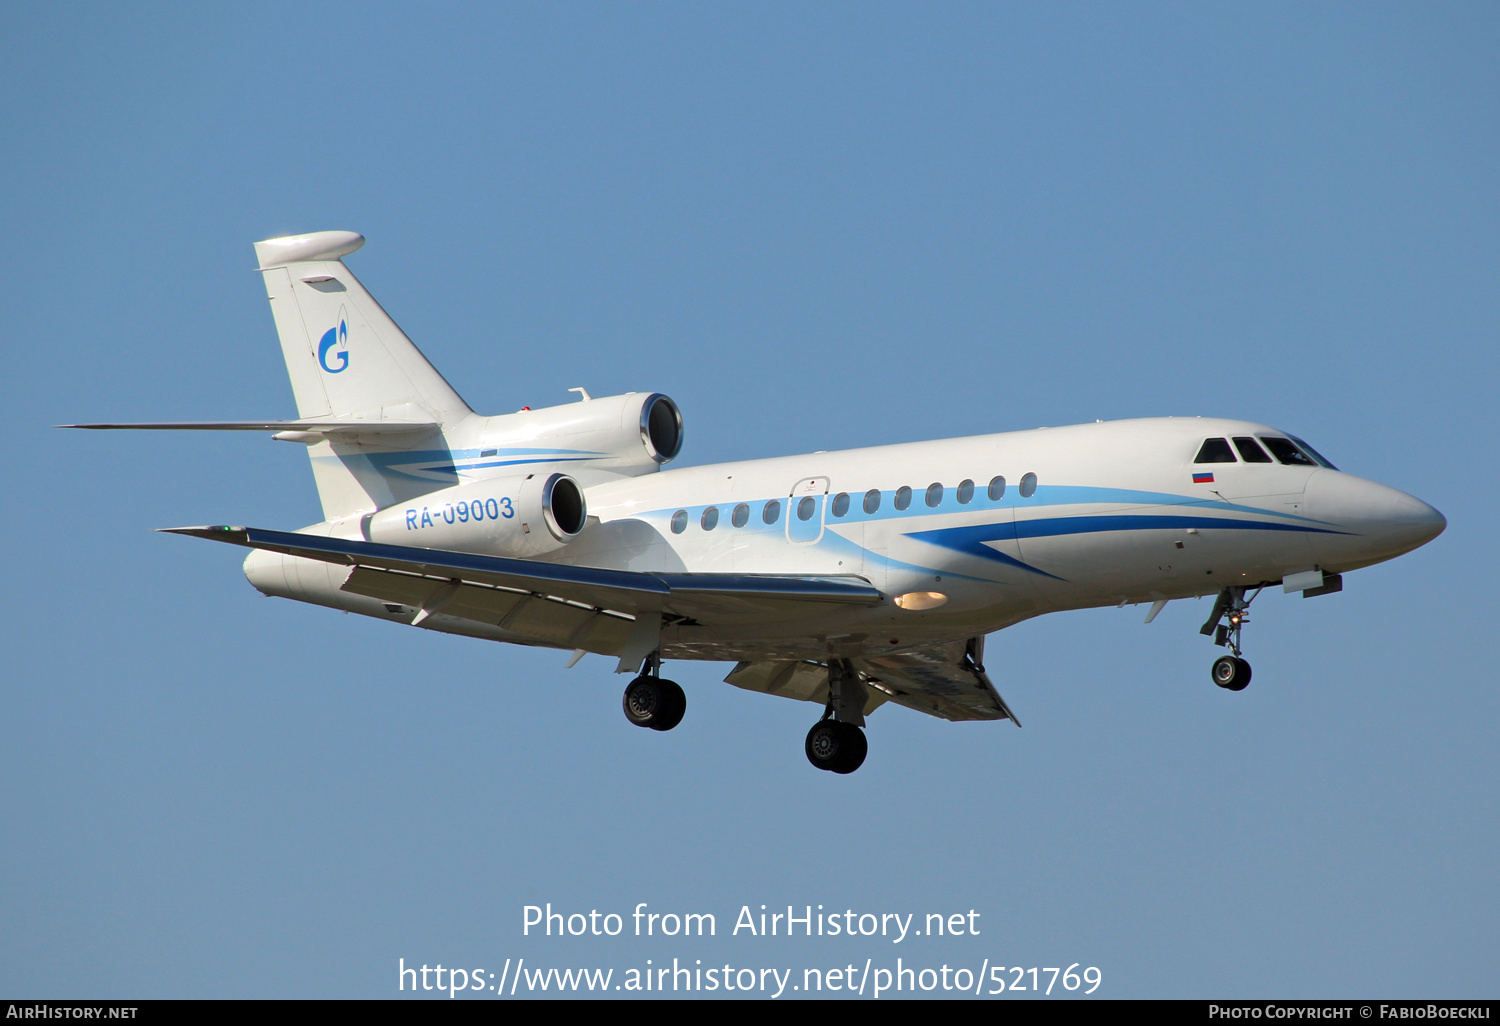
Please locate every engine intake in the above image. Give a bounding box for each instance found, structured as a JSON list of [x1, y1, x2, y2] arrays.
[[641, 393, 683, 463]]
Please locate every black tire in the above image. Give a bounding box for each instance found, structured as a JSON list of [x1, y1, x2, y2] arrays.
[[1228, 657, 1251, 691], [832, 723, 867, 774], [650, 679, 686, 732], [805, 721, 867, 773], [1212, 655, 1251, 691], [623, 676, 665, 728]]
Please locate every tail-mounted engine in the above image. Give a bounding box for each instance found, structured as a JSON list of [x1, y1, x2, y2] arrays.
[[368, 471, 587, 558], [468, 392, 683, 476]]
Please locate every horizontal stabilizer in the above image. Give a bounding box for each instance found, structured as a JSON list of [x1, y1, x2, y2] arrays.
[[60, 420, 437, 434]]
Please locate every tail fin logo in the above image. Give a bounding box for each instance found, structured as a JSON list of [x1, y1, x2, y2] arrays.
[[317, 307, 350, 374]]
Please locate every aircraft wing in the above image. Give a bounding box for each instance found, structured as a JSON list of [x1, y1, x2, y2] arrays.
[[724, 641, 1021, 725], [851, 642, 1021, 724], [163, 526, 882, 667], [61, 420, 436, 435]]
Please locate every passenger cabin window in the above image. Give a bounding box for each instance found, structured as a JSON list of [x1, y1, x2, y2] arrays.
[[863, 489, 881, 514], [831, 492, 850, 517], [1233, 436, 1273, 463], [1020, 472, 1037, 498], [1261, 437, 1316, 467], [670, 510, 687, 534], [925, 483, 943, 507], [988, 476, 1006, 500], [894, 486, 912, 511], [957, 479, 975, 504], [701, 506, 719, 530], [797, 496, 816, 521], [1195, 438, 1237, 463], [732, 503, 749, 528], [762, 500, 781, 524]]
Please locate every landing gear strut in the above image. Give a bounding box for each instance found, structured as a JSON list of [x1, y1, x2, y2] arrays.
[[1200, 586, 1259, 691], [805, 660, 868, 774], [622, 653, 685, 731]]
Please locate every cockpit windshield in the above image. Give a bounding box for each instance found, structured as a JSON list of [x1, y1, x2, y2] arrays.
[[1195, 434, 1337, 470], [1287, 435, 1338, 470], [1260, 436, 1317, 468], [1232, 436, 1273, 463]]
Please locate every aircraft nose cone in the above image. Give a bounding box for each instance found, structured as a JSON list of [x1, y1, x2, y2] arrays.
[[1305, 470, 1446, 559], [1388, 492, 1447, 547]]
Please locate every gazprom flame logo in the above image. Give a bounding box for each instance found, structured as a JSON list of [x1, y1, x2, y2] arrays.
[[317, 306, 350, 373]]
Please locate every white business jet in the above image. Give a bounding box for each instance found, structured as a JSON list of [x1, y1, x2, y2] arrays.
[[68, 231, 1446, 774]]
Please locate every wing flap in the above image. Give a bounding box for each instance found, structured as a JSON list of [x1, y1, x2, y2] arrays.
[[852, 642, 1020, 724], [723, 660, 889, 715], [343, 566, 639, 653]]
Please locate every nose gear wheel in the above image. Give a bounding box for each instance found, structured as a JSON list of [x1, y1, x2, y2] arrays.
[[1212, 655, 1251, 691]]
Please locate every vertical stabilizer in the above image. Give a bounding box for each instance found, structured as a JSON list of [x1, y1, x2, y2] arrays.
[[254, 232, 474, 520], [254, 232, 471, 423]]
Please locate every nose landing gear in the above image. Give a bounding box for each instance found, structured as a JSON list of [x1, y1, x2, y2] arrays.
[[1200, 586, 1260, 691], [622, 653, 685, 731]]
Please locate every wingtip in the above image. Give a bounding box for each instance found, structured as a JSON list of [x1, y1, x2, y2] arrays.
[[157, 525, 247, 539]]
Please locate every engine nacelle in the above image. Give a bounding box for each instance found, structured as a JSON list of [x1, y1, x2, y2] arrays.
[[469, 392, 684, 476], [368, 472, 586, 558]]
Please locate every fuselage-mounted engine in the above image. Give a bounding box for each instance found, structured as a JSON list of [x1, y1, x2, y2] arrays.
[[366, 391, 683, 558], [367, 471, 587, 559]]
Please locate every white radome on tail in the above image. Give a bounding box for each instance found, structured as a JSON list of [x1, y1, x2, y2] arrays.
[[66, 231, 1445, 775]]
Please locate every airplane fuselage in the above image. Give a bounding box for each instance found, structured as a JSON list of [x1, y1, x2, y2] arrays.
[[247, 415, 1443, 664]]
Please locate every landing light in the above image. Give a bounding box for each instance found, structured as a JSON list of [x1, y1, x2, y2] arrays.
[[894, 591, 948, 611]]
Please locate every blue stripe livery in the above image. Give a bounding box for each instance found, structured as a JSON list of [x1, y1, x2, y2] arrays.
[[906, 514, 1350, 576]]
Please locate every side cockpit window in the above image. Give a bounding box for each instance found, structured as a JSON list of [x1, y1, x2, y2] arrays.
[[1233, 436, 1273, 463], [1260, 437, 1316, 467], [1194, 438, 1236, 463]]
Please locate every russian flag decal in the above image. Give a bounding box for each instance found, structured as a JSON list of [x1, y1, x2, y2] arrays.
[[1193, 472, 1214, 484]]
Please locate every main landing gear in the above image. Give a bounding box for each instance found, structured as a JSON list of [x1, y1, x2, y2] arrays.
[[805, 720, 867, 774], [622, 654, 685, 731], [805, 660, 868, 774], [1200, 586, 1260, 691], [620, 654, 871, 773]]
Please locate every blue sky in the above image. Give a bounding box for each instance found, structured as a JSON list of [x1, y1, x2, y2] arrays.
[[3, 3, 1496, 998]]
